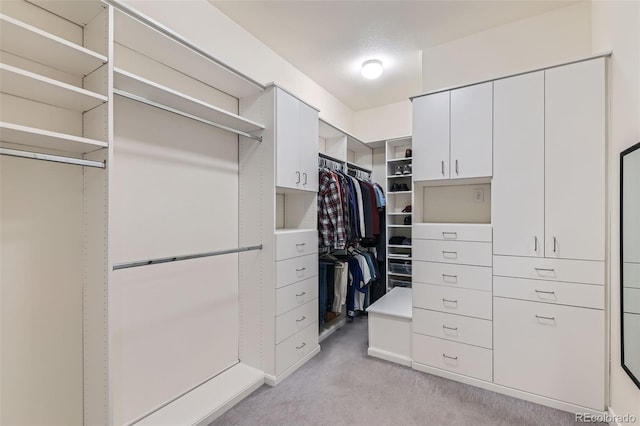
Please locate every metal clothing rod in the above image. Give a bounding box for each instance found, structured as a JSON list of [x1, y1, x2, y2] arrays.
[[0, 148, 105, 168], [112, 244, 263, 270], [103, 0, 264, 92], [114, 90, 262, 142]]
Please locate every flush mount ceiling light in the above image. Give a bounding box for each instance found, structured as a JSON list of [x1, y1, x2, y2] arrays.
[[361, 59, 383, 80]]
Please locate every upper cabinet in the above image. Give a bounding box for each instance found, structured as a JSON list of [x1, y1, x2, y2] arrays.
[[544, 58, 605, 261], [493, 58, 605, 262], [412, 82, 492, 181], [493, 71, 545, 257], [275, 87, 319, 192]]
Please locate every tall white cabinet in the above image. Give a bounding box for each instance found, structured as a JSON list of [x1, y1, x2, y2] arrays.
[[411, 56, 607, 414]]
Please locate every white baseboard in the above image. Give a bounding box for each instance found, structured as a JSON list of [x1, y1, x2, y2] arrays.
[[136, 363, 264, 426], [368, 347, 412, 367], [264, 345, 321, 387], [412, 362, 606, 417]]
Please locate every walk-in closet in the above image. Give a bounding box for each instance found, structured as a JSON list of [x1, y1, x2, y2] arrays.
[[2, 0, 639, 425]]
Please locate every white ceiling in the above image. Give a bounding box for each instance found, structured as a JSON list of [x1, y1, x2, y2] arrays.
[[210, 1, 576, 111]]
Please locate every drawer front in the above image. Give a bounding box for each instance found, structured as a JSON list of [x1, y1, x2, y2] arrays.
[[413, 308, 492, 349], [276, 277, 318, 316], [275, 230, 318, 261], [275, 322, 318, 375], [413, 223, 492, 242], [413, 334, 492, 382], [275, 299, 317, 344], [624, 287, 640, 314], [493, 297, 605, 410], [276, 254, 318, 288], [493, 255, 604, 285], [494, 276, 604, 310], [413, 261, 492, 292], [413, 283, 492, 320], [414, 240, 492, 267]]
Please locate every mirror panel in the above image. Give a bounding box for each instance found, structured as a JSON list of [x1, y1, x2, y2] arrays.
[[621, 141, 640, 388]]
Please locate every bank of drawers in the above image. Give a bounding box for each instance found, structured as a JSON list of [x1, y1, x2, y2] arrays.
[[492, 254, 605, 410], [412, 224, 493, 380], [274, 231, 319, 375]]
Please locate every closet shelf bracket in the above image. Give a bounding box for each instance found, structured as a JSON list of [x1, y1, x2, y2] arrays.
[[114, 90, 263, 142], [113, 244, 263, 270], [0, 147, 106, 168]]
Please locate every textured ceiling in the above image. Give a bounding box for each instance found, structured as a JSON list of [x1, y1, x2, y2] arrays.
[[211, 1, 576, 111]]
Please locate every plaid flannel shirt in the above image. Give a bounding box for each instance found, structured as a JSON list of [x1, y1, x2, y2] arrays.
[[318, 169, 346, 249]]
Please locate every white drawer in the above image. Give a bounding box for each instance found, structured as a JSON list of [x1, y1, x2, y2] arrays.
[[494, 297, 605, 410], [493, 255, 604, 285], [276, 254, 318, 288], [414, 240, 492, 266], [413, 308, 492, 349], [494, 276, 604, 310], [413, 261, 492, 292], [276, 277, 318, 316], [275, 322, 318, 375], [412, 334, 492, 382], [275, 299, 317, 344], [624, 287, 640, 314], [413, 223, 492, 242], [275, 230, 318, 261], [623, 262, 640, 289], [413, 283, 492, 320]]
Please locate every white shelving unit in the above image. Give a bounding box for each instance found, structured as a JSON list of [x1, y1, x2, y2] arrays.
[[0, 122, 107, 154], [113, 67, 264, 133], [386, 137, 413, 290], [0, 14, 108, 75], [0, 63, 107, 112]]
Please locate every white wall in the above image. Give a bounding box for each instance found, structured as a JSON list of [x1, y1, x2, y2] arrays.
[[421, 2, 592, 92], [121, 0, 355, 132], [354, 100, 412, 143], [592, 0, 640, 421]]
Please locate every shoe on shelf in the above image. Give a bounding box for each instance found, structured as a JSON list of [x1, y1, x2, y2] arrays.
[[390, 183, 400, 192], [403, 164, 412, 174], [405, 148, 412, 158], [401, 205, 412, 212], [394, 165, 403, 175], [399, 183, 410, 192]]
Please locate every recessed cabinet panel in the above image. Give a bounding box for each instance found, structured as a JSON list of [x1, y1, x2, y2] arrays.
[[412, 91, 450, 180], [493, 72, 544, 257], [544, 58, 605, 261], [450, 82, 493, 179], [299, 102, 319, 191], [275, 89, 300, 190]]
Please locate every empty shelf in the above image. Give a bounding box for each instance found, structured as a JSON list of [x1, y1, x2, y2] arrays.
[[388, 157, 412, 163], [29, 0, 106, 26], [0, 64, 107, 112], [113, 9, 262, 99], [0, 14, 107, 75], [0, 122, 107, 154], [114, 68, 264, 133]]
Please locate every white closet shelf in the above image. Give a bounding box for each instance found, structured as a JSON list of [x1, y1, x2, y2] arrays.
[[29, 0, 105, 26], [388, 157, 412, 163], [388, 244, 412, 249], [388, 255, 412, 260], [113, 8, 263, 99], [388, 191, 412, 195], [0, 14, 107, 76], [346, 161, 372, 173], [388, 272, 412, 278], [388, 212, 412, 216], [275, 228, 317, 235], [388, 174, 413, 179], [388, 225, 411, 228], [113, 68, 264, 133], [0, 122, 107, 154], [0, 64, 107, 112]]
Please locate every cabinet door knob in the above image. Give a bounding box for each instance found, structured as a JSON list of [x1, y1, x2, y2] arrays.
[[442, 232, 457, 239], [553, 237, 557, 253], [442, 251, 457, 258], [296, 316, 306, 322], [296, 267, 306, 272], [442, 353, 458, 361], [296, 171, 301, 184], [534, 236, 538, 252], [295, 291, 306, 297], [442, 273, 458, 281], [534, 289, 556, 295], [296, 342, 306, 350], [455, 159, 459, 175], [442, 325, 458, 331], [535, 314, 555, 321], [441, 160, 445, 176], [303, 172, 307, 185], [442, 298, 458, 305]]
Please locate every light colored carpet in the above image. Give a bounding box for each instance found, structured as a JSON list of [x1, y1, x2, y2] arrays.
[[212, 315, 604, 426]]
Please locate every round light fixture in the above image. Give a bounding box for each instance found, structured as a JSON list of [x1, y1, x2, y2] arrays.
[[361, 59, 383, 80]]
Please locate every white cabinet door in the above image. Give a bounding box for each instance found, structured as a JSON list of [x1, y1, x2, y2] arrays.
[[276, 88, 301, 190], [412, 91, 450, 180], [299, 101, 319, 192], [493, 72, 544, 257], [545, 58, 605, 261], [450, 82, 493, 179]]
